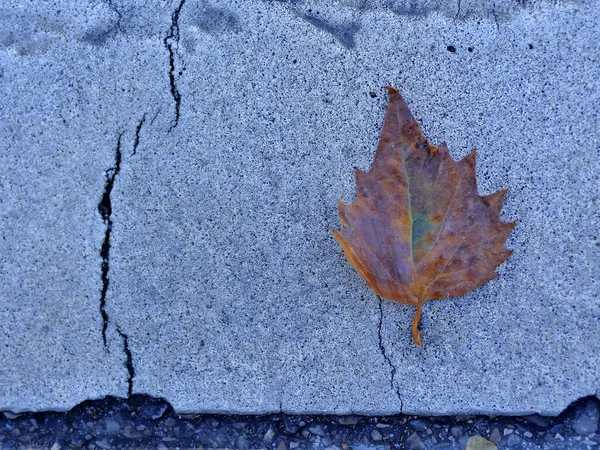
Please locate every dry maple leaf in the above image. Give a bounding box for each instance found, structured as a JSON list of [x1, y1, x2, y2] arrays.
[[333, 87, 515, 346]]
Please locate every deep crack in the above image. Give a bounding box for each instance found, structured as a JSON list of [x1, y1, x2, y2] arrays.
[[377, 296, 403, 412], [98, 134, 123, 348], [117, 327, 135, 397], [164, 0, 187, 131], [132, 114, 146, 156]]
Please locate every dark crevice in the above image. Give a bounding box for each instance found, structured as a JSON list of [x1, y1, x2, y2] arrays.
[[492, 3, 500, 31], [98, 134, 123, 348], [106, 0, 124, 34], [377, 296, 403, 413], [116, 327, 135, 397], [132, 114, 146, 156], [163, 0, 187, 131], [455, 0, 461, 18]]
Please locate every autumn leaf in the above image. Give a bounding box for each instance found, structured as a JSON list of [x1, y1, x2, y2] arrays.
[[333, 87, 515, 346]]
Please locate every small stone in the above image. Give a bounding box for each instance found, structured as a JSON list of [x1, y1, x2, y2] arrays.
[[465, 436, 497, 450], [459, 436, 470, 449], [506, 434, 522, 447], [236, 435, 249, 450], [283, 417, 301, 434], [338, 415, 360, 425], [523, 431, 533, 438], [523, 414, 550, 427], [371, 429, 383, 441], [573, 400, 599, 435], [450, 426, 463, 439], [489, 428, 501, 444], [95, 440, 112, 449], [71, 437, 84, 448], [549, 424, 562, 434], [3, 411, 20, 419], [555, 432, 564, 441], [290, 442, 299, 449], [376, 423, 391, 428], [157, 444, 168, 450], [503, 428, 513, 436], [309, 424, 325, 436], [11, 428, 21, 436], [409, 419, 427, 432], [136, 425, 146, 431], [51, 444, 61, 450], [105, 419, 120, 435], [145, 402, 168, 420], [351, 445, 387, 450], [405, 431, 425, 450], [264, 428, 275, 444], [164, 417, 177, 427], [276, 440, 287, 450]]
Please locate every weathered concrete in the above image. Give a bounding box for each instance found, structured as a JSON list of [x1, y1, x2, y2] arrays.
[[1, 0, 598, 415]]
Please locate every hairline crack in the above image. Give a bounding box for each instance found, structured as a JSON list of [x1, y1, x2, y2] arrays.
[[377, 296, 403, 412], [116, 327, 135, 397]]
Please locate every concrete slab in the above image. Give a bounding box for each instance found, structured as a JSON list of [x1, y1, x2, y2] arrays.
[[1, 0, 599, 415]]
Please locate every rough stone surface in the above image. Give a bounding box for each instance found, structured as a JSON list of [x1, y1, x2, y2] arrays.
[[466, 436, 497, 450], [1, 0, 599, 415], [572, 399, 599, 436]]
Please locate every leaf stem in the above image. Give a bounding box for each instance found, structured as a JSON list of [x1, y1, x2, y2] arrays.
[[411, 301, 424, 346]]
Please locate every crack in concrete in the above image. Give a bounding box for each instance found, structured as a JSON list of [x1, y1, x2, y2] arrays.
[[132, 114, 146, 156], [492, 3, 500, 31], [98, 123, 144, 395], [164, 0, 187, 131], [116, 327, 135, 397], [377, 296, 403, 413], [107, 0, 124, 32], [98, 134, 123, 348]]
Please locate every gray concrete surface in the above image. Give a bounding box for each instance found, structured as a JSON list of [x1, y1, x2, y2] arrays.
[[0, 0, 598, 415]]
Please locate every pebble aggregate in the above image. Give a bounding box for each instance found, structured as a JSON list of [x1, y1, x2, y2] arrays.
[[1, 396, 598, 449]]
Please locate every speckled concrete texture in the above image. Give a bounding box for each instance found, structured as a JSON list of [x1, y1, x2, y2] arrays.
[[1, 0, 598, 415]]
